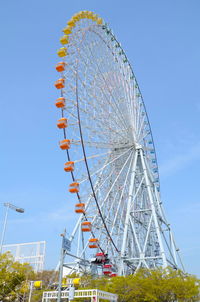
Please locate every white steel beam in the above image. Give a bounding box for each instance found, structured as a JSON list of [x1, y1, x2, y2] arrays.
[[139, 148, 167, 268], [119, 149, 138, 275]]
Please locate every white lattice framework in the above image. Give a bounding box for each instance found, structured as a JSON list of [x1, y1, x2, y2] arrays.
[[55, 11, 184, 276], [2, 241, 45, 272]]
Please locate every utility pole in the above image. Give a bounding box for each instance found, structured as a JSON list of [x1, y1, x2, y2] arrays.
[[57, 230, 66, 302], [0, 203, 24, 254], [28, 281, 34, 302]]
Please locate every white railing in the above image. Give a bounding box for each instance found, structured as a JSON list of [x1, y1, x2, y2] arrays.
[[42, 289, 117, 301]]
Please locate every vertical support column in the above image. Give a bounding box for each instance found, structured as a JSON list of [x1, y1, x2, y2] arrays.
[[77, 223, 81, 258], [139, 148, 167, 268], [0, 205, 9, 254], [28, 281, 34, 302], [42, 241, 46, 272], [169, 231, 178, 266], [120, 150, 138, 275], [154, 188, 178, 268], [16, 244, 20, 262], [57, 231, 66, 302], [36, 242, 40, 272]]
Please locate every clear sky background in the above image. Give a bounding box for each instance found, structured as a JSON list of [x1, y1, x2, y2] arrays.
[[0, 0, 200, 276]]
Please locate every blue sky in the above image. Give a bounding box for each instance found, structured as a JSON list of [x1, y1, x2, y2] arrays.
[[0, 0, 200, 276]]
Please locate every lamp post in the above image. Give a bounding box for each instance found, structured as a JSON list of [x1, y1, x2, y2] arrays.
[[0, 202, 25, 254]]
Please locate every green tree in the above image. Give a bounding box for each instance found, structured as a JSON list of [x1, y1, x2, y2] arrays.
[[11, 266, 198, 302], [76, 267, 200, 302], [34, 269, 58, 288], [29, 270, 59, 302], [0, 252, 34, 301], [104, 267, 200, 302]]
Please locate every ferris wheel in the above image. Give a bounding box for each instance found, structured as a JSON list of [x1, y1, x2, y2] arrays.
[[54, 11, 184, 276]]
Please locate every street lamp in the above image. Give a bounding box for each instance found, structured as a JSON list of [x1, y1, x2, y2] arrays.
[[0, 202, 25, 254]]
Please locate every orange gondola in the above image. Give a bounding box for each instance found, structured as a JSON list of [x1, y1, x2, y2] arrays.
[[64, 161, 74, 172], [59, 139, 71, 150], [75, 203, 85, 214], [54, 78, 65, 89], [56, 62, 66, 72], [88, 238, 98, 248], [57, 117, 67, 129], [81, 221, 92, 232], [69, 182, 79, 193], [55, 97, 65, 108]]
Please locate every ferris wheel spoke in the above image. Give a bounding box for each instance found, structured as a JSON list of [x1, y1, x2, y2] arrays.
[[84, 168, 120, 220], [136, 115, 146, 141], [104, 40, 137, 136], [69, 163, 110, 243], [101, 190, 121, 231], [132, 78, 139, 134], [73, 151, 111, 164], [66, 85, 129, 141], [64, 108, 79, 121], [75, 153, 118, 211], [91, 166, 116, 197], [74, 50, 131, 136], [95, 150, 133, 206], [81, 40, 131, 132], [87, 150, 133, 241], [83, 151, 133, 236], [110, 153, 134, 237], [118, 62, 135, 127], [138, 129, 151, 143], [78, 148, 132, 185], [77, 115, 129, 143], [135, 102, 143, 138], [67, 118, 124, 146]]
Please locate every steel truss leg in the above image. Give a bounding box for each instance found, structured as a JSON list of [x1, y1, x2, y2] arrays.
[[139, 148, 167, 268], [120, 150, 138, 275]]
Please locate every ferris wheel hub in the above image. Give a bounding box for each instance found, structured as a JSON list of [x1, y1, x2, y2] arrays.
[[135, 143, 142, 150]]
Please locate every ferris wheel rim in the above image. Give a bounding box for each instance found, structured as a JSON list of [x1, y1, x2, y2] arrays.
[[54, 10, 184, 276], [56, 11, 164, 271], [62, 18, 159, 253]]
